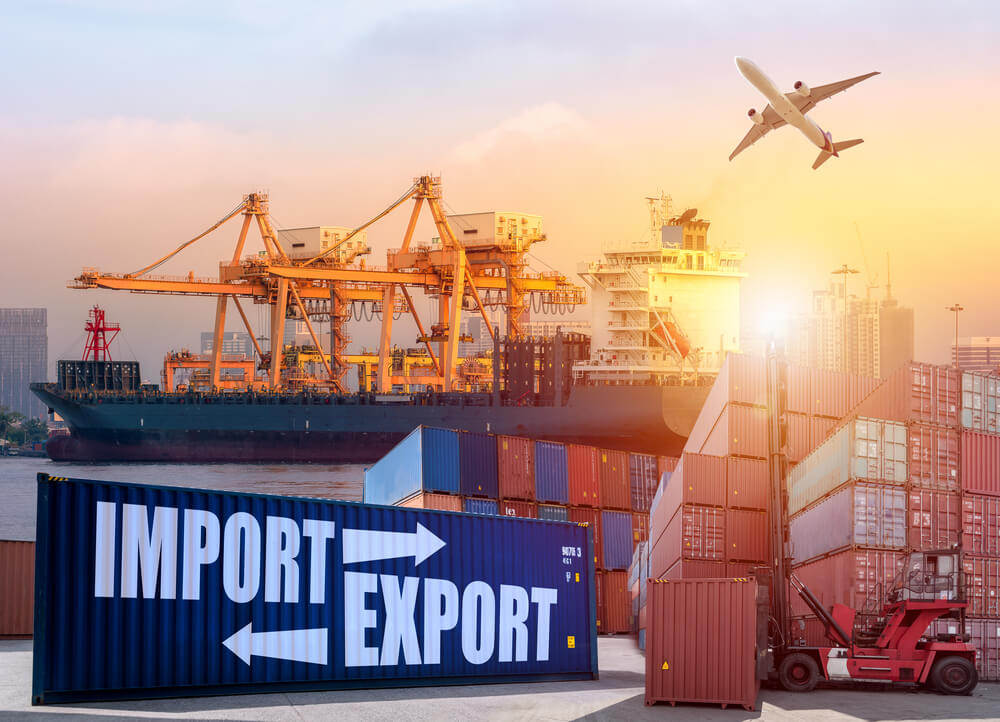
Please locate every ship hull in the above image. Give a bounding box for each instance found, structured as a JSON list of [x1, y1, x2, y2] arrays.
[[32, 384, 708, 463]]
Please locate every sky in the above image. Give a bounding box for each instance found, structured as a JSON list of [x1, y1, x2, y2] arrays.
[[2, 0, 998, 379]]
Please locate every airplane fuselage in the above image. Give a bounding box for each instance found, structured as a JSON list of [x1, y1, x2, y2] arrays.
[[736, 57, 833, 153]]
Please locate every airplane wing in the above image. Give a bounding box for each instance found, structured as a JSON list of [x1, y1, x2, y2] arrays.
[[786, 71, 880, 114], [729, 105, 785, 161]]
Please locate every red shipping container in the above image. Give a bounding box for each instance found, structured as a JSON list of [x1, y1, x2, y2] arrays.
[[398, 492, 462, 511], [0, 540, 34, 638], [645, 578, 759, 710], [567, 444, 601, 507], [660, 453, 727, 511], [809, 367, 853, 419], [966, 618, 1000, 681], [632, 512, 649, 545], [963, 494, 1000, 557], [787, 365, 812, 415], [726, 508, 769, 563], [909, 425, 960, 491], [663, 559, 728, 579], [657, 456, 679, 476], [726, 457, 768, 511], [498, 500, 537, 519], [786, 412, 810, 464], [908, 489, 961, 551], [699, 404, 768, 459], [963, 556, 1000, 618], [601, 570, 631, 634], [660, 504, 725, 567], [962, 431, 1000, 497], [809, 415, 837, 449], [569, 507, 603, 570], [497, 434, 534, 501], [790, 548, 903, 617], [856, 362, 960, 428], [598, 448, 630, 510]]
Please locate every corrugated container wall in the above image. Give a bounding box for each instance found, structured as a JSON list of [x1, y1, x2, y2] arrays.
[[398, 492, 462, 511], [787, 417, 907, 515], [908, 490, 961, 551], [629, 453, 659, 513], [855, 363, 960, 427], [962, 371, 1000, 433], [598, 449, 630, 510], [789, 483, 906, 564], [601, 511, 634, 571], [726, 457, 768, 511], [725, 509, 769, 563], [657, 456, 679, 477], [569, 507, 603, 570], [786, 413, 811, 464], [663, 505, 725, 564], [364, 426, 460, 505], [0, 540, 34, 637], [962, 556, 1000, 617], [537, 504, 569, 522], [909, 425, 960, 491], [790, 549, 902, 617], [697, 404, 768, 459], [464, 497, 499, 515], [33, 476, 597, 704], [497, 435, 534, 501], [966, 619, 1000, 681], [498, 500, 537, 518], [682, 355, 767, 454], [660, 454, 727, 511], [600, 571, 631, 634], [645, 578, 759, 711], [663, 560, 728, 579], [963, 495, 1000, 556], [459, 431, 499, 498], [534, 441, 569, 503], [631, 513, 649, 545], [962, 431, 1000, 497], [567, 444, 601, 507]]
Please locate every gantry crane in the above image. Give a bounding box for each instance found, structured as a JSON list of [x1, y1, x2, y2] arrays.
[[71, 176, 585, 393]]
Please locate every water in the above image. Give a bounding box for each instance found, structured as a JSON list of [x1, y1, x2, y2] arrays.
[[0, 457, 365, 542]]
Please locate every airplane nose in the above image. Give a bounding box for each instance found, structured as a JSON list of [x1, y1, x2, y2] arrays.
[[735, 56, 751, 72]]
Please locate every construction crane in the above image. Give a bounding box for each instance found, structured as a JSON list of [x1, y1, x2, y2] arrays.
[[70, 176, 586, 393]]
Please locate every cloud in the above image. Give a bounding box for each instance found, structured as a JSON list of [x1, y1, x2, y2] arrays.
[[450, 103, 602, 163]]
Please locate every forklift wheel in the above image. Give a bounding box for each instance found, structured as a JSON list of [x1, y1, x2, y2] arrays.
[[778, 653, 820, 692], [930, 656, 978, 696]]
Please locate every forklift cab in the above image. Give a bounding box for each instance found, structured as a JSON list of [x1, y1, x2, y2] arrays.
[[889, 551, 962, 603]]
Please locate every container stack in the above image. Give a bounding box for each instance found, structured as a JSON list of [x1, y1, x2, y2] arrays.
[[364, 425, 676, 635]]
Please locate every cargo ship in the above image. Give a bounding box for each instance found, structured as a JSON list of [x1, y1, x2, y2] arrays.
[[32, 189, 742, 463]]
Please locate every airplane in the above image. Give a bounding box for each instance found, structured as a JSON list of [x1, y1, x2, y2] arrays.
[[729, 57, 879, 169]]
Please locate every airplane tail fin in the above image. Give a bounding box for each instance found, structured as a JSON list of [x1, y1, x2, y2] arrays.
[[812, 138, 864, 169]]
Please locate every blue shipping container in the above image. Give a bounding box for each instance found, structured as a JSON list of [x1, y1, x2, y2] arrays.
[[638, 628, 646, 651], [628, 454, 659, 513], [601, 511, 633, 571], [463, 497, 499, 515], [537, 504, 569, 522], [363, 426, 460, 505], [459, 432, 499, 499], [535, 442, 569, 504], [32, 474, 597, 704]]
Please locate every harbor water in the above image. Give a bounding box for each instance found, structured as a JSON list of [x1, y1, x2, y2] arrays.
[[0, 457, 365, 542]]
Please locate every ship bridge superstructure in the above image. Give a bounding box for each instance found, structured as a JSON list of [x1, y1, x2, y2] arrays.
[[575, 196, 745, 385]]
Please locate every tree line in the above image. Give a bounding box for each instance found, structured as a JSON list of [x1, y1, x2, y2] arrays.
[[0, 407, 48, 446]]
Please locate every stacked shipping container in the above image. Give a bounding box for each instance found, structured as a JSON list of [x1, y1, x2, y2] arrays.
[[364, 425, 677, 635]]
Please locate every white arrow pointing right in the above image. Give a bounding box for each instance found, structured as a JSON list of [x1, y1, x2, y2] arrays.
[[223, 623, 328, 667], [342, 522, 446, 566]]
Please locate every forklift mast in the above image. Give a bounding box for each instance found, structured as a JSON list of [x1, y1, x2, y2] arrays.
[[765, 341, 791, 651]]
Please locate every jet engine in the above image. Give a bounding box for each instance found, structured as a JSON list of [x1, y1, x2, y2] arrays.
[[748, 108, 764, 125], [793, 80, 811, 97]]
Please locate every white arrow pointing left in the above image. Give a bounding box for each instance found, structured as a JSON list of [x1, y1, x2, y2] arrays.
[[222, 623, 328, 666], [342, 522, 446, 566]]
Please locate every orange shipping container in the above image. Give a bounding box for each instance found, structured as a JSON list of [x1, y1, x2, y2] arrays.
[[726, 508, 769, 563], [497, 434, 535, 501], [659, 453, 727, 512], [600, 570, 631, 634], [598, 448, 630, 510], [726, 457, 768, 511], [663, 559, 728, 579], [397, 492, 462, 511], [786, 412, 810, 464], [632, 513, 649, 545], [855, 362, 960, 428], [963, 556, 1000, 618], [0, 540, 34, 638], [498, 500, 537, 518], [567, 444, 601, 507], [698, 404, 768, 459], [657, 456, 679, 477], [962, 431, 1000, 497], [963, 494, 1000, 557], [908, 489, 961, 551], [909, 425, 959, 491]]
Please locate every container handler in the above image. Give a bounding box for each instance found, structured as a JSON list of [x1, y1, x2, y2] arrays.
[[762, 347, 977, 695]]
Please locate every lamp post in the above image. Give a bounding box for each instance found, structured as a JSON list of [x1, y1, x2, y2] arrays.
[[832, 265, 860, 374], [946, 304, 964, 368]]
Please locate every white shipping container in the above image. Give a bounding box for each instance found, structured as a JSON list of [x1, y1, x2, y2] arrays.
[[961, 371, 1000, 434], [789, 482, 907, 564], [787, 417, 907, 515], [277, 226, 369, 261]]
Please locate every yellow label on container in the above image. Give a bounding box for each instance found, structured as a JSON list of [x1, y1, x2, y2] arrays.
[[575, 572, 580, 582], [568, 636, 576, 649], [602, 453, 607, 463], [661, 661, 669, 670]]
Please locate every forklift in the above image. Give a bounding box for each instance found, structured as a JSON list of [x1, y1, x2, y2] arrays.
[[761, 348, 978, 695]]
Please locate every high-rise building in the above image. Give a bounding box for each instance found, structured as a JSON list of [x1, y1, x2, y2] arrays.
[[953, 337, 1000, 374], [786, 282, 913, 378], [0, 308, 47, 418], [200, 331, 253, 357]]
